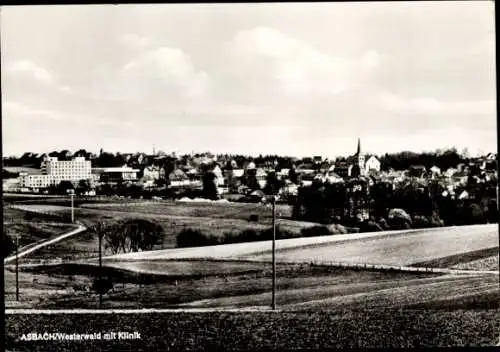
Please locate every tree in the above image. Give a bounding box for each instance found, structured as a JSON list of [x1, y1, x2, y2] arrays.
[[57, 180, 75, 194], [264, 171, 283, 195], [77, 179, 92, 196], [288, 167, 299, 184], [202, 171, 219, 200], [119, 219, 165, 252], [103, 219, 165, 254]]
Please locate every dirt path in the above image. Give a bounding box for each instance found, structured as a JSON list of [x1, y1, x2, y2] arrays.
[[3, 224, 87, 264]]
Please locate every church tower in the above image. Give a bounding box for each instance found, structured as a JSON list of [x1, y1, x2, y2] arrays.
[[355, 138, 365, 175]]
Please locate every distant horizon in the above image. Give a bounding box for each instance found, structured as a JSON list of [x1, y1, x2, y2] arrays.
[[3, 144, 493, 161], [2, 3, 496, 158]]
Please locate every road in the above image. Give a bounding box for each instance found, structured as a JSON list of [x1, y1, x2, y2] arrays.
[[4, 224, 87, 265]]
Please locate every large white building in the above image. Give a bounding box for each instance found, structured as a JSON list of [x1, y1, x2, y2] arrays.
[[20, 156, 92, 190]]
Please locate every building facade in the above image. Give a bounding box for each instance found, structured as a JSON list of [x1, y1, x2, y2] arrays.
[[20, 156, 92, 190]]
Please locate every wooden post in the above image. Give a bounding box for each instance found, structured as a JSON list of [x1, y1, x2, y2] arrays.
[[15, 235, 19, 301], [71, 193, 74, 223], [272, 196, 276, 310], [99, 231, 103, 309]]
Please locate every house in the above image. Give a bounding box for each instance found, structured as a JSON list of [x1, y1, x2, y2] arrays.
[[313, 156, 323, 164], [364, 155, 381, 174], [255, 168, 267, 189], [334, 161, 351, 179], [335, 138, 366, 178], [485, 152, 497, 161], [3, 178, 21, 192], [168, 168, 191, 188], [277, 168, 290, 180], [210, 164, 224, 186], [224, 168, 244, 190], [142, 165, 164, 181], [408, 165, 427, 178], [296, 163, 316, 175], [96, 165, 139, 183], [244, 161, 256, 171], [278, 181, 299, 197], [299, 173, 316, 187], [429, 165, 441, 179], [444, 167, 458, 178]]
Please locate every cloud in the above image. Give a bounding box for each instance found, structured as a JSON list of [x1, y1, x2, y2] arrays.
[[5, 60, 74, 95], [120, 46, 209, 100], [227, 26, 382, 97], [377, 90, 496, 116], [3, 101, 63, 121], [119, 33, 154, 50], [3, 100, 135, 130], [8, 60, 55, 84]]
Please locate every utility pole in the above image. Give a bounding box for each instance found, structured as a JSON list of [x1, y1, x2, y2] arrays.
[[99, 231, 103, 309], [69, 190, 75, 223], [272, 195, 277, 310], [497, 183, 499, 283], [15, 234, 19, 301]]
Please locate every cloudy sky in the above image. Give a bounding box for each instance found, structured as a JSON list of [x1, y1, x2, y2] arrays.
[[1, 2, 496, 158]]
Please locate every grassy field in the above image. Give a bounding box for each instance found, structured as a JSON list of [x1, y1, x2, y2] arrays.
[[80, 200, 293, 220], [8, 262, 448, 308], [14, 263, 485, 310], [4, 267, 93, 308], [5, 309, 500, 349], [3, 206, 78, 249], [10, 204, 320, 259]]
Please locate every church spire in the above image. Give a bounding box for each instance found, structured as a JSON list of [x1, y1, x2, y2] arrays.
[[356, 137, 361, 155]]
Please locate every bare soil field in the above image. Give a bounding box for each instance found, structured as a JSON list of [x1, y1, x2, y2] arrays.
[[450, 256, 499, 272], [413, 247, 499, 269], [243, 224, 498, 267]]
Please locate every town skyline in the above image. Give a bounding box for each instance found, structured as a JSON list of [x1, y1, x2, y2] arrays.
[[2, 2, 496, 157]]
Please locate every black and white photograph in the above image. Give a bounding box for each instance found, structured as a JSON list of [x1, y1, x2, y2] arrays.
[[2, 1, 499, 350]]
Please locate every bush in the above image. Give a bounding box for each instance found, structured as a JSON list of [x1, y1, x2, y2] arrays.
[[346, 227, 360, 234], [176, 228, 211, 248], [237, 229, 260, 243], [248, 214, 259, 222], [92, 276, 113, 295], [377, 218, 390, 230], [412, 215, 431, 229], [300, 226, 332, 238], [362, 221, 383, 232]]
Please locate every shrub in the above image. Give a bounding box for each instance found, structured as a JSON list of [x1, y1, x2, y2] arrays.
[[333, 224, 348, 234], [300, 226, 332, 238], [412, 215, 431, 229], [92, 276, 113, 295], [176, 228, 210, 248], [363, 221, 383, 232], [248, 214, 260, 222], [377, 218, 390, 230], [238, 229, 260, 243]]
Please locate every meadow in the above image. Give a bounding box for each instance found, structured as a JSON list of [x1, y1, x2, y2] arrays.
[[3, 206, 79, 249], [9, 202, 320, 262], [6, 309, 500, 350]]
